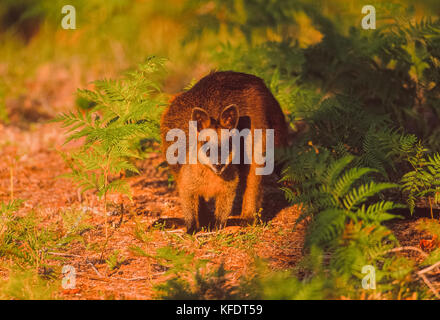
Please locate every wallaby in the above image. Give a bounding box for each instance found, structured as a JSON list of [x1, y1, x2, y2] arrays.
[[161, 71, 287, 233]]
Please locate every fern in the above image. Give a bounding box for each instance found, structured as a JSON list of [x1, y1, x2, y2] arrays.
[[401, 142, 440, 216], [281, 152, 407, 296], [54, 57, 166, 238], [342, 181, 398, 212]]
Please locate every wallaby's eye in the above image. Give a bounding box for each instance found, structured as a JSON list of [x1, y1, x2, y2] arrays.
[[219, 104, 239, 129]]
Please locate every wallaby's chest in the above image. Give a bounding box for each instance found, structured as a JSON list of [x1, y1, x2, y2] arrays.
[[177, 164, 239, 200]]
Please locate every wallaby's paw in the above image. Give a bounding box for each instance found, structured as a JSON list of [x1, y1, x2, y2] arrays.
[[239, 215, 256, 226]]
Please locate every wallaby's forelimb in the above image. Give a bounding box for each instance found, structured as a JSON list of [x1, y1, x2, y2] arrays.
[[241, 165, 263, 223]]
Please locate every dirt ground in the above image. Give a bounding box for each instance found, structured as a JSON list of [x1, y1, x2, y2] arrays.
[[0, 122, 310, 299]]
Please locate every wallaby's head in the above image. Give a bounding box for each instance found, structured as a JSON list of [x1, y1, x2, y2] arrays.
[[191, 104, 239, 175]]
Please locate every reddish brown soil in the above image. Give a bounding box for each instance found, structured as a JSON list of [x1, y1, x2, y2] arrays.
[[0, 122, 307, 299]]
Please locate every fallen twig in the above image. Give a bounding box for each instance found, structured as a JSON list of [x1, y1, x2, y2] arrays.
[[195, 231, 217, 238], [417, 273, 440, 299], [47, 252, 82, 258], [165, 229, 185, 234], [385, 246, 429, 258], [112, 276, 148, 281], [87, 277, 109, 282], [417, 260, 440, 275], [416, 261, 440, 299], [384, 247, 440, 299], [86, 257, 104, 278], [111, 271, 166, 281]]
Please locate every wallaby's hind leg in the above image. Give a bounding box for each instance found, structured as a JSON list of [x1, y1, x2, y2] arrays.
[[241, 165, 262, 223], [214, 191, 235, 229], [179, 191, 199, 234]]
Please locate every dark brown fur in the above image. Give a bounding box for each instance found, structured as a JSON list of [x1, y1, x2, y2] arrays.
[[160, 71, 287, 233]]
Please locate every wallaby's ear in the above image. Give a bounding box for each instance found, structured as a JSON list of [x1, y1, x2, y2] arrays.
[[191, 107, 210, 131], [219, 104, 239, 129]]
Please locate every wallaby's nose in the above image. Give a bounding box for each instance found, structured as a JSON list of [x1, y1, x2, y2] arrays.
[[213, 164, 225, 174]]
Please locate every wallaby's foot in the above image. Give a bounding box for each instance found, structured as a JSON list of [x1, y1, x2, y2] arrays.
[[186, 225, 197, 234], [213, 191, 235, 230], [182, 207, 199, 234], [214, 219, 228, 230], [240, 215, 256, 226], [241, 198, 259, 223], [180, 192, 200, 234], [185, 217, 199, 234]]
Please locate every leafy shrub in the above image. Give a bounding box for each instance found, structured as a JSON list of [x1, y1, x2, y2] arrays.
[[191, 0, 440, 152], [153, 246, 240, 299], [54, 57, 166, 237], [0, 269, 57, 300], [180, 1, 440, 299], [106, 250, 126, 271], [280, 153, 413, 295], [401, 143, 440, 216], [0, 200, 55, 266], [281, 154, 400, 240], [0, 200, 60, 299]]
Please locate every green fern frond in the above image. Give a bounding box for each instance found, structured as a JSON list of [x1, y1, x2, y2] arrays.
[[54, 59, 166, 206], [322, 155, 355, 188], [331, 167, 377, 200], [306, 208, 347, 246], [356, 201, 403, 223], [342, 182, 398, 211]]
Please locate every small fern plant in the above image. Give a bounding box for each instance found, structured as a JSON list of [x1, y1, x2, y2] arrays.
[[281, 152, 408, 295], [281, 153, 401, 245], [0, 199, 24, 243], [54, 57, 166, 238], [401, 141, 440, 217]]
